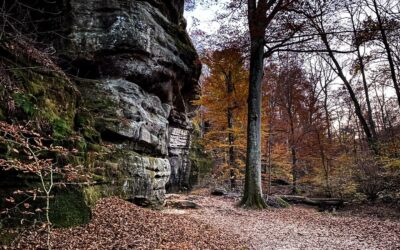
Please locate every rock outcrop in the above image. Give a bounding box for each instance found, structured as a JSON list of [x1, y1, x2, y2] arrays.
[[0, 0, 200, 220], [62, 0, 200, 204], [57, 0, 200, 204]]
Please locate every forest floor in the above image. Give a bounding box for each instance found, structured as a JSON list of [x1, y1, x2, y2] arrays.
[[8, 191, 400, 250], [178, 191, 400, 249]]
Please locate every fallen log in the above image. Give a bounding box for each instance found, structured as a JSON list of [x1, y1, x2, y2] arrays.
[[278, 195, 344, 211]]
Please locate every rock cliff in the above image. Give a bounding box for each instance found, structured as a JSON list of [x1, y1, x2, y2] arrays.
[[0, 0, 200, 225]]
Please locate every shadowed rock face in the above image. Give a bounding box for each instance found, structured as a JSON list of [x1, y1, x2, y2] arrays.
[[97, 79, 171, 157], [62, 0, 200, 204], [167, 127, 192, 192], [6, 0, 200, 206], [60, 0, 200, 112]]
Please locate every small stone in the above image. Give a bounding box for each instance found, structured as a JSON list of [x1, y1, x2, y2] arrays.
[[211, 188, 227, 196], [166, 200, 200, 209]]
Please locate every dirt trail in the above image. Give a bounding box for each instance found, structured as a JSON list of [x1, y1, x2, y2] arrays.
[[166, 194, 400, 250], [12, 195, 400, 249]]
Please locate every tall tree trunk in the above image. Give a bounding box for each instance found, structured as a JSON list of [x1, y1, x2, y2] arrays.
[[357, 48, 377, 138], [323, 88, 332, 140], [373, 83, 388, 131], [240, 1, 267, 207], [267, 134, 273, 195], [288, 106, 298, 194], [349, 9, 377, 139], [290, 146, 298, 194], [241, 0, 283, 208], [266, 97, 274, 195], [226, 71, 236, 190], [316, 131, 332, 197], [241, 35, 267, 208], [372, 0, 400, 108], [320, 33, 377, 153]]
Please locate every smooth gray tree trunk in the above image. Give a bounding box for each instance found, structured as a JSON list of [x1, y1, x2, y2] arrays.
[[240, 36, 267, 208]]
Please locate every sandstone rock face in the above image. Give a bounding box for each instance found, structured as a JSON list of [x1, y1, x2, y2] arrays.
[[101, 78, 171, 156], [121, 152, 171, 205], [54, 0, 199, 205], [0, 1, 199, 231], [1, 0, 199, 207], [167, 127, 192, 192], [61, 0, 200, 111], [77, 77, 174, 204]]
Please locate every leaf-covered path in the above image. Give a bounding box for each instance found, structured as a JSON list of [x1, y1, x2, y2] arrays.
[[13, 194, 400, 249], [181, 194, 400, 250], [14, 197, 245, 249]]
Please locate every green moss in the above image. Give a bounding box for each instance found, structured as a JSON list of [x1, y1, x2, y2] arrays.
[[83, 127, 101, 143], [91, 174, 107, 182], [76, 139, 88, 152], [49, 189, 91, 228], [13, 93, 36, 116], [275, 196, 290, 208], [0, 108, 5, 120], [27, 80, 46, 95], [0, 40, 99, 229], [66, 154, 85, 166], [74, 111, 101, 143], [83, 186, 104, 207], [0, 231, 17, 246], [83, 182, 130, 208], [1, 44, 77, 138], [87, 143, 102, 152], [52, 118, 72, 138], [74, 112, 91, 128]]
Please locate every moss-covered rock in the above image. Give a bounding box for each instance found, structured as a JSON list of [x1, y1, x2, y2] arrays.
[[0, 39, 78, 138], [0, 0, 201, 229], [275, 196, 290, 208], [49, 188, 91, 228], [83, 186, 105, 207], [266, 195, 291, 208], [90, 149, 171, 207], [12, 92, 36, 117]]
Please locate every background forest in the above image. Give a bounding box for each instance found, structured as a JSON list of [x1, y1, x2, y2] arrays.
[[188, 0, 400, 204]]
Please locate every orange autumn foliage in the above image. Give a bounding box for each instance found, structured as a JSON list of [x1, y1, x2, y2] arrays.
[[193, 48, 249, 180]]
